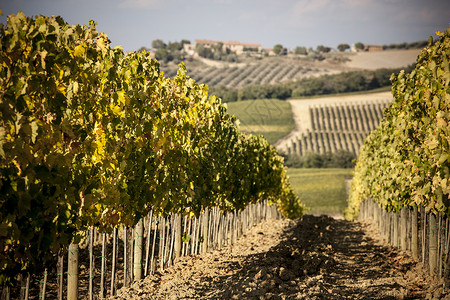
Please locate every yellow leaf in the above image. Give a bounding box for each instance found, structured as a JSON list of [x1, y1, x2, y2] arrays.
[[110, 104, 122, 116], [72, 81, 79, 94], [12, 159, 21, 176], [116, 90, 126, 105], [74, 44, 86, 57]]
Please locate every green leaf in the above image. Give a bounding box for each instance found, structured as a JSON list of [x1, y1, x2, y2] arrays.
[[182, 233, 191, 243]]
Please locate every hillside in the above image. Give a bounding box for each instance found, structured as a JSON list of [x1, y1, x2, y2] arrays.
[[162, 50, 416, 157], [276, 91, 393, 155], [344, 49, 420, 70], [226, 99, 295, 145], [160, 49, 420, 88]]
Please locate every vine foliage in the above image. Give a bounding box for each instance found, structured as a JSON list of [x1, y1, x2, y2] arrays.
[[346, 27, 450, 220], [0, 12, 304, 284]]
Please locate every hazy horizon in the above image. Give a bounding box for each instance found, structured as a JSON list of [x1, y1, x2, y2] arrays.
[[1, 0, 449, 52]]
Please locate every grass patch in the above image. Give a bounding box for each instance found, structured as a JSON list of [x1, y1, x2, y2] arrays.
[[288, 86, 392, 100], [226, 99, 295, 144], [286, 168, 353, 216]]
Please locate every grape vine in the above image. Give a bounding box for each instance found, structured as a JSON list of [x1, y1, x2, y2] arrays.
[[0, 12, 304, 284], [346, 26, 450, 220]]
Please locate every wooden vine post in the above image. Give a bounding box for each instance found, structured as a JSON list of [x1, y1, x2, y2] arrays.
[[144, 210, 154, 277], [174, 214, 182, 259], [411, 206, 418, 260], [202, 210, 209, 254], [67, 243, 79, 300], [159, 217, 165, 271], [57, 256, 64, 300], [39, 268, 48, 300], [134, 219, 144, 280], [393, 212, 399, 247], [100, 233, 107, 299], [111, 227, 118, 296], [123, 227, 128, 287], [19, 274, 28, 300], [429, 213, 438, 276], [400, 208, 408, 251], [89, 228, 94, 300]]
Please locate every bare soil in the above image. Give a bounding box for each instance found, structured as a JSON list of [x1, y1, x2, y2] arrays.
[[110, 215, 447, 299], [344, 49, 420, 70]]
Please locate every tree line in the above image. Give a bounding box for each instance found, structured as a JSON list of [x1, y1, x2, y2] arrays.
[[283, 150, 356, 169], [210, 66, 415, 102]]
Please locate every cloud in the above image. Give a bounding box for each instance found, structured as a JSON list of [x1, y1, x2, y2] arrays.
[[118, 0, 163, 8]]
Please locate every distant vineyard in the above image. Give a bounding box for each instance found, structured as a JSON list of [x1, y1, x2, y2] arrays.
[[285, 100, 391, 156], [162, 59, 326, 88]]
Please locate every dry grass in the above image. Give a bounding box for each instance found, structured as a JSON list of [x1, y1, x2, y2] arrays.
[[344, 49, 420, 70]]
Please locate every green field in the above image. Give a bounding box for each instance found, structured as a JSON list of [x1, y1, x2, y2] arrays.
[[287, 168, 353, 216], [226, 99, 294, 144]]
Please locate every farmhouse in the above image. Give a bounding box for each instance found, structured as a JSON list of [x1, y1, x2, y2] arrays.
[[183, 43, 196, 56], [194, 39, 262, 55], [363, 45, 383, 52]]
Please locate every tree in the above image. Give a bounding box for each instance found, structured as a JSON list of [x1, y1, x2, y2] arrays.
[[137, 46, 149, 52], [180, 39, 191, 47], [273, 44, 284, 55], [295, 46, 307, 55], [337, 43, 350, 52], [212, 42, 224, 53], [155, 48, 173, 62], [152, 39, 166, 49], [354, 42, 364, 50], [196, 44, 214, 59], [316, 45, 331, 53], [168, 41, 182, 51]]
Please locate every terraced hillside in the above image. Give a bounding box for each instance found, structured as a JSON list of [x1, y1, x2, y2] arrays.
[[187, 60, 329, 88], [162, 56, 344, 88], [276, 92, 393, 156], [160, 50, 419, 90]]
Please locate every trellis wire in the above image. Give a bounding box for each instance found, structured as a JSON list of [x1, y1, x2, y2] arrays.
[[359, 199, 449, 285], [1, 201, 280, 299]]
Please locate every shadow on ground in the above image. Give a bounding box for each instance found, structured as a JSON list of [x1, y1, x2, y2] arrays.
[[209, 215, 430, 299], [112, 215, 439, 300]]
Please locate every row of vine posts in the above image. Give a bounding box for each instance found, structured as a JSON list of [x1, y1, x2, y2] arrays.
[[359, 199, 450, 288], [0, 201, 281, 300]]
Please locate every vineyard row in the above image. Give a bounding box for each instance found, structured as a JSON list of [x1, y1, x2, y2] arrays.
[[360, 199, 450, 281], [347, 27, 450, 218], [164, 60, 322, 88], [0, 12, 304, 288], [2, 202, 280, 299], [286, 100, 391, 156], [287, 130, 366, 156]]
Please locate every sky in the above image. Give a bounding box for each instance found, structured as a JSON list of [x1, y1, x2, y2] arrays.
[[0, 0, 449, 52]]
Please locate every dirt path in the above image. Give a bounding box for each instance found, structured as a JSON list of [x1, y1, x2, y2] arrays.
[[110, 215, 445, 300]]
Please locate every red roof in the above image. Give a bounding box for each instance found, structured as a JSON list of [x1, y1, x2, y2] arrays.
[[195, 39, 261, 47]]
